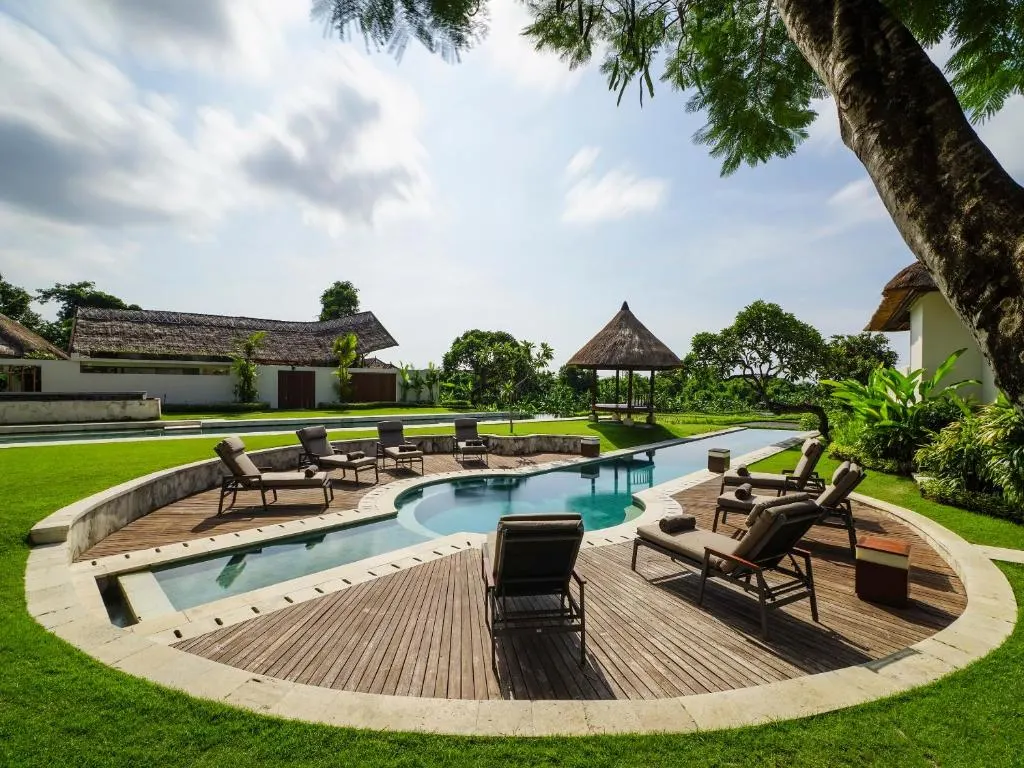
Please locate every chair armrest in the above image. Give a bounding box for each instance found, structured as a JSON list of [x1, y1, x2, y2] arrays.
[[571, 569, 587, 587], [481, 549, 495, 588], [781, 468, 795, 476], [705, 547, 761, 572], [256, 466, 274, 473], [297, 451, 317, 466]]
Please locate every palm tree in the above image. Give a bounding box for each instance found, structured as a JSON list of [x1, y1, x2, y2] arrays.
[[408, 369, 426, 403], [331, 333, 359, 402], [423, 362, 442, 405], [396, 362, 413, 402]]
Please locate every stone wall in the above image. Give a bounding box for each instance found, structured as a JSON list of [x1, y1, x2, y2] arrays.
[[31, 434, 583, 559], [0, 397, 161, 425]]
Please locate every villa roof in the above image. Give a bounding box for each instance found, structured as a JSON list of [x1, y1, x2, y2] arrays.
[[0, 313, 68, 360], [69, 308, 398, 366], [360, 356, 396, 370], [566, 301, 683, 370], [865, 262, 939, 332]]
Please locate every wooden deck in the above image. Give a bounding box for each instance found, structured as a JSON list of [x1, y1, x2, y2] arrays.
[[173, 478, 966, 701], [79, 452, 566, 561]]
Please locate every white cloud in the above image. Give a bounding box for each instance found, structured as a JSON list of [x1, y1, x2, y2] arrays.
[[565, 147, 600, 178], [825, 178, 888, 227], [563, 168, 669, 223], [0, 13, 430, 237], [481, 2, 583, 93]]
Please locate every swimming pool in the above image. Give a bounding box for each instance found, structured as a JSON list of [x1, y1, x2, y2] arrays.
[[150, 428, 803, 611]]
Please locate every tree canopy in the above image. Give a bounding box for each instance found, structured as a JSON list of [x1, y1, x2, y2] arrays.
[[822, 333, 899, 384], [442, 329, 553, 405], [314, 0, 1024, 412], [0, 273, 42, 331], [319, 281, 361, 321], [35, 281, 140, 350]]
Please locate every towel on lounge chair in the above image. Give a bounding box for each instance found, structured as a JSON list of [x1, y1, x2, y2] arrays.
[[734, 482, 753, 500], [735, 465, 750, 477], [304, 465, 319, 478], [660, 514, 697, 534]]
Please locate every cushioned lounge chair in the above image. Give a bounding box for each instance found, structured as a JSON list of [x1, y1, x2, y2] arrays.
[[632, 497, 821, 639], [296, 425, 378, 484], [720, 437, 825, 495], [453, 418, 489, 465], [715, 461, 866, 555], [482, 513, 587, 668], [375, 420, 424, 474], [214, 436, 333, 515]]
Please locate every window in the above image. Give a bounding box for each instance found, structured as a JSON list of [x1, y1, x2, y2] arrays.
[[0, 365, 42, 392], [79, 364, 230, 376]]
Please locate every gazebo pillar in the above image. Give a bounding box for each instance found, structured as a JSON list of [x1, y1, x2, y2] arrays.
[[625, 368, 634, 426], [614, 370, 621, 422], [648, 369, 656, 424], [590, 368, 598, 422]]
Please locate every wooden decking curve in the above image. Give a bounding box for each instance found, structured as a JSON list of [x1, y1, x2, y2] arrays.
[[173, 478, 966, 701]]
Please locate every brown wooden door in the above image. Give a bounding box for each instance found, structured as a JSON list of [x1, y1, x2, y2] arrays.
[[278, 370, 315, 409], [350, 372, 397, 402]]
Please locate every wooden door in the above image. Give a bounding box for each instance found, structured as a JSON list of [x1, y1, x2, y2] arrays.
[[278, 370, 315, 409], [350, 372, 397, 402]]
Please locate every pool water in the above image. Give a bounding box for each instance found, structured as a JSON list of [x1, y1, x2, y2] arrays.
[[397, 428, 803, 536], [150, 428, 802, 610], [153, 518, 427, 611]]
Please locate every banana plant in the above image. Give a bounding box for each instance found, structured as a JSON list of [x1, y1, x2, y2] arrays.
[[423, 362, 442, 404], [396, 362, 413, 402]]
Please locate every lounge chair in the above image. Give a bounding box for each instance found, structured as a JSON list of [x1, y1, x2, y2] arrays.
[[453, 418, 489, 465], [296, 425, 378, 484], [720, 437, 826, 495], [632, 497, 822, 639], [715, 461, 866, 555], [375, 420, 424, 473], [214, 436, 333, 515], [482, 513, 587, 668]]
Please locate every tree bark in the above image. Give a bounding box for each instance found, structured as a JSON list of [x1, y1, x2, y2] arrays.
[[775, 0, 1024, 409]]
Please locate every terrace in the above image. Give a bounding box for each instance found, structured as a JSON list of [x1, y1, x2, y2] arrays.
[[24, 422, 1009, 739]]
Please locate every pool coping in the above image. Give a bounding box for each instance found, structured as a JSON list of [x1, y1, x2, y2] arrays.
[[89, 426, 767, 638], [24, 433, 1018, 736]]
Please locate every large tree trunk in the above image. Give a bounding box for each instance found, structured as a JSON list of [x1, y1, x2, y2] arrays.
[[775, 0, 1024, 409]]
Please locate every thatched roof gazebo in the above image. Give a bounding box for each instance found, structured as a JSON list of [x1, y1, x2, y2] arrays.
[[566, 302, 682, 424], [0, 313, 67, 359]]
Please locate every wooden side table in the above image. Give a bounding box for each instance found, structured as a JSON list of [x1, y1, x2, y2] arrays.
[[855, 536, 911, 607]]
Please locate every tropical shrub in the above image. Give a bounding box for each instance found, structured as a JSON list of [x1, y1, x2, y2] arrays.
[[823, 350, 977, 472], [331, 333, 358, 402], [919, 478, 1022, 524], [540, 382, 586, 418], [230, 331, 266, 404], [915, 403, 991, 493], [977, 395, 1024, 506]]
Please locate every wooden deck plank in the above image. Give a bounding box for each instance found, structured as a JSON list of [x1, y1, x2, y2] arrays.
[[80, 452, 567, 561], [174, 476, 967, 701]]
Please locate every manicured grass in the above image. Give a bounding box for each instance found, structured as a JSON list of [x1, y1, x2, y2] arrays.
[[750, 448, 1024, 550], [2, 434, 1022, 765], [162, 406, 468, 420], [474, 418, 735, 452]]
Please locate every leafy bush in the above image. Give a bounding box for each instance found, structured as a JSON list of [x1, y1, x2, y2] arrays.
[[823, 349, 977, 471], [162, 402, 270, 414], [919, 478, 1022, 524], [977, 395, 1024, 506], [828, 441, 905, 475], [915, 406, 992, 494], [539, 382, 586, 418]]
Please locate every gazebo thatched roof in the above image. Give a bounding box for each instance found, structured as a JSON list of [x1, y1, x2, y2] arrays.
[[567, 302, 682, 370], [0, 313, 67, 359], [865, 262, 938, 332], [69, 307, 398, 366]]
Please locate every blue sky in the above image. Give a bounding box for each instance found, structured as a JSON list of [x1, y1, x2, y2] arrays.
[[1, 1, 1022, 367]]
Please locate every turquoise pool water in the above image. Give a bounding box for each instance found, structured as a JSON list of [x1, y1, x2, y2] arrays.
[[150, 428, 802, 611]]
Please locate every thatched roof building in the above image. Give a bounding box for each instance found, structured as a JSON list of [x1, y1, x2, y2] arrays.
[[865, 262, 938, 332], [69, 308, 398, 366], [567, 302, 682, 370], [0, 313, 67, 359]]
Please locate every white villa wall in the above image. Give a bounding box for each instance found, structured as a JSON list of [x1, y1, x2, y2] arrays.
[[26, 359, 398, 408], [909, 292, 998, 402], [36, 359, 233, 404]]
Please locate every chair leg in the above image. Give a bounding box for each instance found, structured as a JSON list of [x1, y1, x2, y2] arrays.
[[631, 539, 640, 571], [756, 573, 770, 640], [697, 554, 710, 606], [713, 506, 723, 532], [260, 488, 268, 511], [804, 554, 819, 622]]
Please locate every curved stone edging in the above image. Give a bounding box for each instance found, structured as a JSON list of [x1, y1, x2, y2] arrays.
[[25, 491, 1016, 735]]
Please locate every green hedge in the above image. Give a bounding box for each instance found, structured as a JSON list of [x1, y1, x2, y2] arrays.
[[919, 479, 1023, 524], [828, 441, 908, 475], [162, 402, 270, 414]]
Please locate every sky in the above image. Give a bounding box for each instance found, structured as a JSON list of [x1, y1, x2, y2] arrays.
[[0, 1, 1022, 368]]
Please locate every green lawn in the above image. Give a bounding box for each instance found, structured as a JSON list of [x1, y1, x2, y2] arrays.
[[2, 433, 1023, 766], [750, 448, 1024, 550], [162, 405, 469, 420]]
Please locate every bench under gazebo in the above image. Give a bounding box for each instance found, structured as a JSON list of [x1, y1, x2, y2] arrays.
[[567, 301, 683, 424]]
